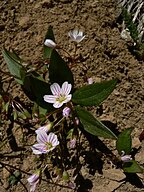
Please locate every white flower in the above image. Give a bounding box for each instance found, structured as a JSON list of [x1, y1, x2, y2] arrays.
[[121, 151, 132, 162], [44, 39, 56, 48], [31, 131, 59, 154], [27, 171, 40, 192], [44, 81, 72, 108], [68, 29, 85, 43], [35, 123, 53, 134], [62, 107, 71, 117]]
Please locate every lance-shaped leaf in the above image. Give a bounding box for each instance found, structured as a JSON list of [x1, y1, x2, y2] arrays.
[[116, 128, 132, 155], [75, 106, 117, 139], [123, 160, 144, 173], [23, 74, 53, 112], [72, 79, 118, 106], [2, 48, 26, 85], [43, 25, 55, 59], [49, 49, 74, 86]]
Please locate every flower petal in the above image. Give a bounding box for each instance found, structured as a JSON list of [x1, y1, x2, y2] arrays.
[[73, 29, 78, 39], [53, 102, 63, 108], [50, 83, 61, 95], [78, 31, 83, 36], [43, 95, 57, 103], [68, 31, 74, 40], [31, 143, 46, 154], [76, 35, 85, 43], [61, 82, 72, 95], [47, 132, 59, 147], [30, 183, 37, 192], [37, 130, 48, 143], [63, 94, 72, 104], [27, 174, 39, 184]]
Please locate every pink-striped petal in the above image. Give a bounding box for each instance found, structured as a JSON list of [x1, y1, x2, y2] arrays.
[[53, 102, 63, 108], [50, 83, 61, 95], [61, 82, 72, 95], [37, 130, 48, 143], [27, 174, 39, 184], [31, 143, 46, 154], [43, 95, 57, 103], [48, 132, 59, 146], [76, 35, 85, 43], [63, 94, 72, 104], [78, 31, 83, 36]]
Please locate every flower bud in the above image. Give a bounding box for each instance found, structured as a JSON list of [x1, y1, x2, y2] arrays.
[[74, 117, 79, 126], [44, 39, 56, 48], [69, 138, 76, 149], [62, 107, 71, 118], [87, 77, 93, 84], [121, 150, 132, 162], [27, 170, 40, 192], [68, 181, 76, 189], [35, 122, 53, 134], [62, 171, 69, 181], [121, 154, 132, 162]]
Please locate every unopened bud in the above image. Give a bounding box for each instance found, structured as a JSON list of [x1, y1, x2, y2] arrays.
[[121, 151, 132, 162], [68, 181, 76, 189], [35, 122, 53, 134], [44, 39, 56, 48], [62, 171, 69, 181], [74, 117, 79, 126], [87, 77, 93, 84], [62, 107, 71, 118], [69, 138, 76, 149]]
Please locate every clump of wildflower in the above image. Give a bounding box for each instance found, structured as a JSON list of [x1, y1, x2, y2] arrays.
[[44, 81, 72, 108], [68, 29, 85, 43], [121, 151, 132, 162], [27, 170, 40, 192], [44, 39, 57, 48], [32, 131, 59, 154], [62, 107, 71, 118]]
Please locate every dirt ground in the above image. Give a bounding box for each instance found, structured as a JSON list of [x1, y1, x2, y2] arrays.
[[0, 0, 144, 191]]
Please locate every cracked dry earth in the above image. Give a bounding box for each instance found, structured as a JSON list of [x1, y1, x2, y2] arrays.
[[0, 0, 144, 192]]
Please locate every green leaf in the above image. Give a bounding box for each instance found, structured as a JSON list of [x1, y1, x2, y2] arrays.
[[72, 79, 118, 106], [49, 49, 74, 86], [2, 48, 26, 85], [116, 128, 132, 155], [123, 160, 144, 173], [43, 25, 55, 59], [75, 106, 117, 139], [23, 74, 54, 111]]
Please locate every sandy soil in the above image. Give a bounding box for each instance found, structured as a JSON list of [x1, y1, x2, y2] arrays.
[[0, 0, 144, 191]]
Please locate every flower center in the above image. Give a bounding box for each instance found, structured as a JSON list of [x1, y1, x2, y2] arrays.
[[45, 142, 53, 150], [56, 94, 66, 103]]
